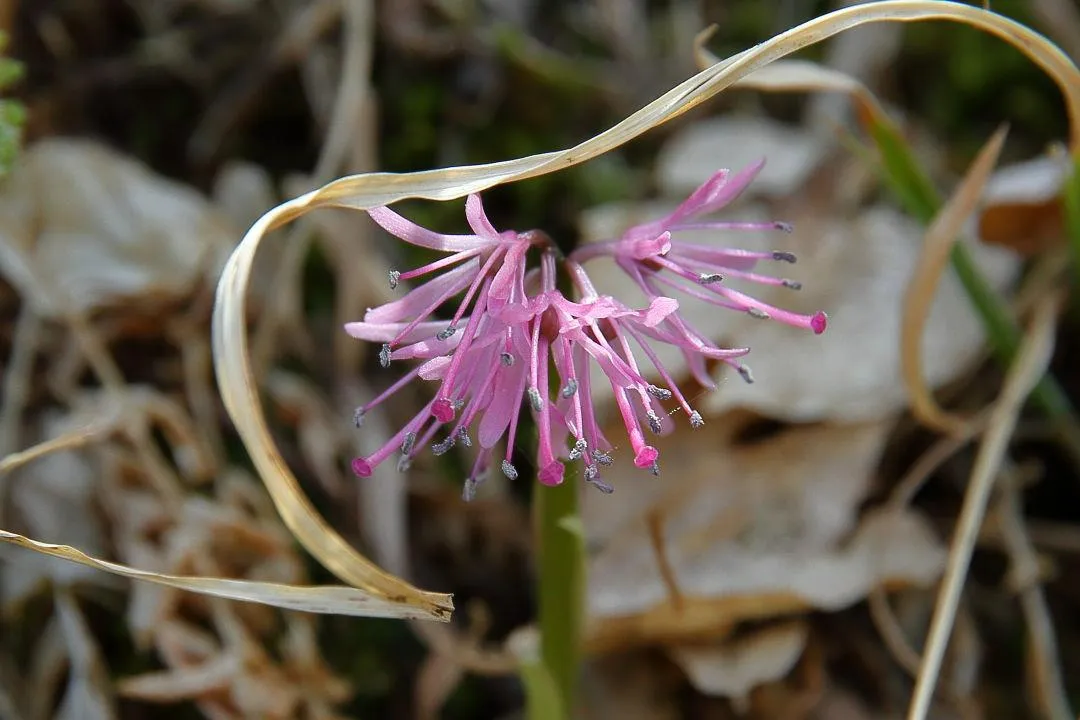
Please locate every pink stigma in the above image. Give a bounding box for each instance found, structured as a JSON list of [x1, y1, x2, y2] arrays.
[[351, 457, 373, 478], [431, 397, 455, 423], [810, 311, 828, 335], [634, 446, 659, 468], [538, 461, 566, 486]]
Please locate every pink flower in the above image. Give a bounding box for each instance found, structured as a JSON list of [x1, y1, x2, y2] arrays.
[[570, 159, 828, 357], [347, 161, 826, 497]]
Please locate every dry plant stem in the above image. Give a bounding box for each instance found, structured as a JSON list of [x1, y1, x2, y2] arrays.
[[907, 294, 1061, 720], [901, 127, 1008, 436], [0, 307, 39, 458], [0, 425, 108, 476], [997, 471, 1073, 720]]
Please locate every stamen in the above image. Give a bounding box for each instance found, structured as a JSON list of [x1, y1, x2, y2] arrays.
[[501, 460, 519, 480], [781, 279, 802, 290], [500, 352, 515, 366], [689, 410, 704, 428], [561, 378, 578, 399], [397, 456, 412, 473], [647, 384, 673, 401], [379, 343, 391, 368], [388, 269, 400, 289], [584, 465, 614, 494], [772, 250, 797, 263], [457, 426, 472, 447], [747, 307, 770, 320], [401, 432, 416, 455], [698, 273, 723, 285], [436, 326, 457, 341], [351, 457, 372, 478], [650, 461, 660, 477], [352, 407, 365, 428], [592, 449, 613, 466], [774, 222, 794, 233], [527, 386, 544, 412]]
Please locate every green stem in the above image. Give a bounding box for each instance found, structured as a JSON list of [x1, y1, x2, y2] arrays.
[[535, 478, 585, 718], [1065, 153, 1080, 292]]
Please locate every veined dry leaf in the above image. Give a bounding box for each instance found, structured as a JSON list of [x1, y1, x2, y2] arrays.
[[581, 198, 1019, 422], [666, 621, 808, 703], [583, 418, 944, 651], [0, 139, 234, 317]]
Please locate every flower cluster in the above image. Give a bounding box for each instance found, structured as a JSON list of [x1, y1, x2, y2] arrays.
[[346, 161, 826, 499]]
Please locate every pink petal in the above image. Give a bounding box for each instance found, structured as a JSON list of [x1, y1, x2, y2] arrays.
[[369, 207, 485, 252], [465, 194, 500, 238]]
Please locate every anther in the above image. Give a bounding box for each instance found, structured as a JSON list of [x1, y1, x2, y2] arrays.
[[388, 269, 400, 289], [773, 222, 795, 234], [646, 410, 662, 435], [592, 449, 613, 466], [561, 378, 578, 399], [378, 343, 391, 368], [501, 460, 519, 481], [647, 385, 673, 401], [352, 407, 365, 428], [650, 461, 660, 477], [747, 307, 770, 320], [397, 456, 412, 473], [781, 279, 802, 290], [432, 435, 456, 456], [698, 273, 723, 285], [436, 326, 457, 341], [772, 250, 797, 263], [500, 352, 515, 366], [462, 477, 479, 502], [737, 364, 755, 384], [527, 387, 544, 412], [457, 426, 472, 447], [568, 437, 588, 461], [401, 432, 416, 455]]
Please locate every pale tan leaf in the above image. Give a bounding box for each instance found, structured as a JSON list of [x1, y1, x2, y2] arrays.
[[0, 529, 442, 619], [657, 116, 827, 197], [0, 139, 234, 317], [583, 419, 945, 651], [901, 126, 1009, 435], [211, 2, 1080, 623], [666, 621, 808, 701]]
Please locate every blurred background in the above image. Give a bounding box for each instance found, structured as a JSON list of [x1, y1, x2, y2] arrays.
[[1, 0, 1080, 718]]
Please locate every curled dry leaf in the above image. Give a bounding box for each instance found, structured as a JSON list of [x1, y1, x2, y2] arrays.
[[0, 139, 234, 317], [666, 621, 808, 703], [210, 0, 1078, 623], [581, 197, 1019, 423], [583, 418, 945, 651]]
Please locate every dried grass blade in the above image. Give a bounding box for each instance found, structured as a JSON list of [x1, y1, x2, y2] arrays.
[[0, 530, 441, 620], [901, 127, 1009, 435]]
